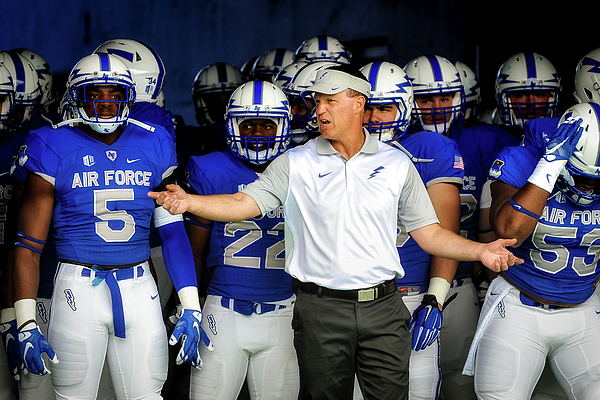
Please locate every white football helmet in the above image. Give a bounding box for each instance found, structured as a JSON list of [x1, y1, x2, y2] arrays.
[[454, 61, 481, 122], [273, 61, 309, 92], [360, 61, 413, 142], [0, 64, 16, 133], [250, 48, 295, 82], [94, 38, 166, 104], [0, 51, 42, 128], [495, 52, 561, 128], [283, 61, 338, 144], [293, 35, 353, 65], [404, 55, 465, 134], [574, 47, 600, 104], [192, 62, 245, 125], [13, 48, 54, 113], [66, 53, 136, 134], [226, 80, 291, 165], [557, 102, 600, 206]]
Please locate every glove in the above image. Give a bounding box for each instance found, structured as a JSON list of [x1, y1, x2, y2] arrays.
[[169, 309, 213, 370], [528, 118, 583, 192], [0, 319, 20, 380], [17, 326, 58, 375], [409, 294, 443, 351]]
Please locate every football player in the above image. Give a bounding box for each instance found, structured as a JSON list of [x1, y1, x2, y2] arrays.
[[184, 80, 298, 399], [11, 53, 210, 399], [405, 54, 503, 400], [465, 102, 600, 399]]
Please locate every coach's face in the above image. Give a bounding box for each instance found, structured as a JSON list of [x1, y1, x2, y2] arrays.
[[315, 90, 363, 141]]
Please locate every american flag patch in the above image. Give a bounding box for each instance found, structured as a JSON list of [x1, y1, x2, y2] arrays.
[[453, 155, 464, 170]]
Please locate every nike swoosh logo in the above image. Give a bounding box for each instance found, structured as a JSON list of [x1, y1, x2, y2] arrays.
[[330, 87, 340, 91], [151, 293, 159, 300], [127, 158, 141, 163], [318, 172, 332, 178], [596, 311, 600, 314]]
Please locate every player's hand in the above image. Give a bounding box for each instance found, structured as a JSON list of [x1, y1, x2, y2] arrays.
[[169, 309, 213, 370], [0, 319, 20, 380], [543, 117, 583, 163], [409, 294, 443, 351], [148, 184, 189, 215], [17, 326, 58, 375], [478, 238, 524, 272]]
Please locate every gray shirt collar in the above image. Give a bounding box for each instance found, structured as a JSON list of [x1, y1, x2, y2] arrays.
[[316, 128, 379, 156]]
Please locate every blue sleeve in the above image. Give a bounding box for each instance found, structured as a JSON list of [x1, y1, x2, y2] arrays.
[[155, 218, 197, 291], [488, 146, 542, 189]]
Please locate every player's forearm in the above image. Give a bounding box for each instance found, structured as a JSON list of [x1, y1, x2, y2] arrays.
[[13, 247, 41, 301], [187, 192, 261, 222]]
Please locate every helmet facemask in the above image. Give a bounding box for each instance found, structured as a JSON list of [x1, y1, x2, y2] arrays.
[[72, 83, 134, 134]]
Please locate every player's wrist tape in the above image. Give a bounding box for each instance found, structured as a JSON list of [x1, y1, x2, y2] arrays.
[[509, 198, 540, 220], [0, 307, 16, 324], [427, 277, 450, 306], [527, 158, 565, 193], [14, 299, 37, 331], [178, 286, 201, 311]]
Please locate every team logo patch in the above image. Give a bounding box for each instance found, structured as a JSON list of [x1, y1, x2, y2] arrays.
[[83, 154, 95, 167], [106, 150, 117, 161], [497, 300, 506, 318], [64, 289, 77, 311], [489, 159, 505, 179], [36, 301, 48, 323], [207, 314, 217, 335]]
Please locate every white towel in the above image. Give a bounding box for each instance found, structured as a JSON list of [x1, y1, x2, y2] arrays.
[[462, 276, 513, 376]]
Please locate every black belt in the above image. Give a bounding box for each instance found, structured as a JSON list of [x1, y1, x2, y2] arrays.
[[293, 278, 397, 302]]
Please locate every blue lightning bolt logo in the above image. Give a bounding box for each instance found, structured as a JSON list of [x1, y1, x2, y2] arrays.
[[368, 166, 385, 180], [64, 289, 77, 311], [583, 57, 600, 74]]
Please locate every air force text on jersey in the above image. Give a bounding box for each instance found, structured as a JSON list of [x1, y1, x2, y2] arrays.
[[71, 169, 153, 189]]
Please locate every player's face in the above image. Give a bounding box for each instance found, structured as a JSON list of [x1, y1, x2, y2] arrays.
[[415, 93, 455, 125], [508, 91, 551, 120], [238, 118, 278, 152], [81, 85, 126, 120], [289, 96, 315, 130], [363, 103, 396, 124], [574, 175, 600, 196]]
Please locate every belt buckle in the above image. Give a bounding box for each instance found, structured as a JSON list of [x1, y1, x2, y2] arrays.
[[358, 288, 376, 302]]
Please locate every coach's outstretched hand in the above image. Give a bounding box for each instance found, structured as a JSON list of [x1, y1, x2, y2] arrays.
[[169, 309, 213, 370], [149, 184, 189, 215], [479, 238, 523, 272]]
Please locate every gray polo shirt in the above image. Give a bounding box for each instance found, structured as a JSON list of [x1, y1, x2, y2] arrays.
[[242, 132, 438, 290]]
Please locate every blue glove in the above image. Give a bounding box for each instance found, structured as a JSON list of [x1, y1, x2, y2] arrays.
[[169, 309, 213, 370], [409, 294, 443, 351], [543, 117, 583, 162], [18, 326, 58, 375], [0, 319, 20, 380]]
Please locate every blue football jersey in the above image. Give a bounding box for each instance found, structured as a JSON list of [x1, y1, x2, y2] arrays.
[[130, 101, 176, 142], [18, 122, 176, 265], [185, 151, 292, 303], [523, 116, 560, 148], [391, 131, 464, 290], [0, 130, 27, 268], [490, 123, 523, 149], [449, 125, 503, 279], [489, 145, 600, 304]]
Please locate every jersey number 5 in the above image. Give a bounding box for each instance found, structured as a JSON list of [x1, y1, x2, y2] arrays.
[[94, 189, 136, 242]]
